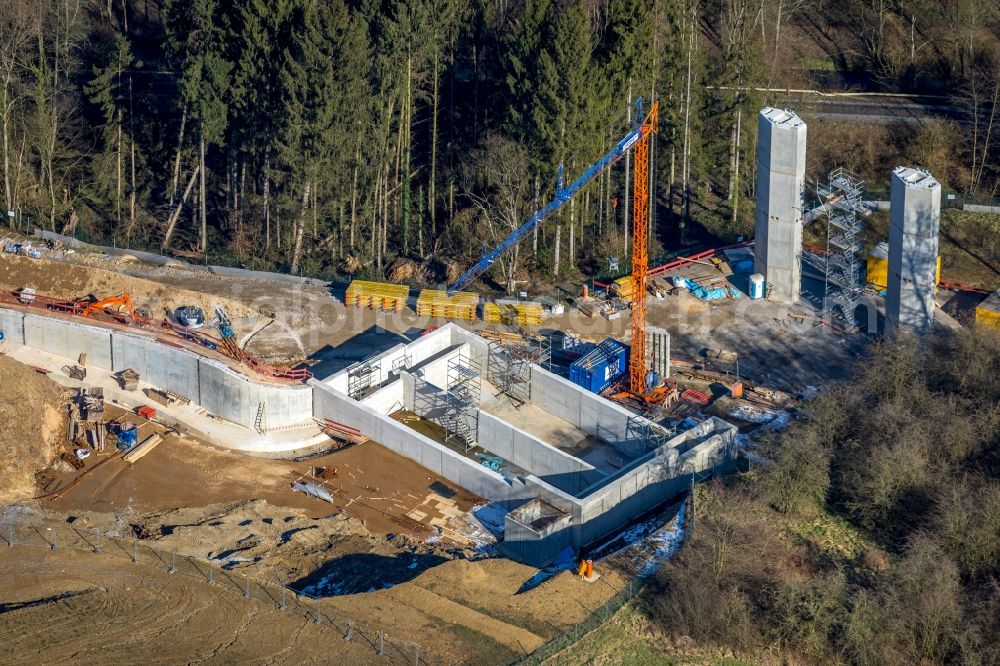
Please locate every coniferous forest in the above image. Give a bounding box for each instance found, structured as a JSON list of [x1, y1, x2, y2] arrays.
[[1, 0, 998, 285]]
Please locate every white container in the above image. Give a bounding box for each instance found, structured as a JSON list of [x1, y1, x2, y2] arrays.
[[749, 273, 765, 300]]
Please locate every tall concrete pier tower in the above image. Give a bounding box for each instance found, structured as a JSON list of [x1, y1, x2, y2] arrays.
[[754, 108, 807, 303], [886, 166, 941, 334]]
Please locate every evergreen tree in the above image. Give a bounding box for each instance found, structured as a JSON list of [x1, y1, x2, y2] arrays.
[[165, 0, 233, 252]]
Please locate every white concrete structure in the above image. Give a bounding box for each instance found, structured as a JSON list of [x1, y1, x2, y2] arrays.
[[886, 166, 941, 334], [755, 107, 807, 303], [312, 324, 738, 566]]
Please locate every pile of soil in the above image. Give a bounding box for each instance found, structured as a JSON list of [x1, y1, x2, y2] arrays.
[[0, 254, 255, 321], [0, 355, 66, 501]]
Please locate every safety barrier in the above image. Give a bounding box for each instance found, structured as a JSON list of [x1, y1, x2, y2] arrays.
[[345, 280, 409, 312]]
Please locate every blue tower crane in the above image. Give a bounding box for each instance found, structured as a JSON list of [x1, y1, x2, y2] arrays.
[[448, 98, 651, 294]]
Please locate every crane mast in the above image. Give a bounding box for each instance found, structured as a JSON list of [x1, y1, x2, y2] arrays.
[[450, 98, 660, 398], [629, 101, 658, 394]]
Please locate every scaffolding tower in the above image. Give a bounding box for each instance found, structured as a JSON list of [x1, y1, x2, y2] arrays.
[[486, 336, 550, 409], [347, 356, 381, 400], [445, 353, 482, 449], [817, 168, 868, 321]]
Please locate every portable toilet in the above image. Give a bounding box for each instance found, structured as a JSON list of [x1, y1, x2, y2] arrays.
[[748, 273, 765, 300]]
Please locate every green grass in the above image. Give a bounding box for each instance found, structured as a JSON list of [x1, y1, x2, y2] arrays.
[[539, 604, 754, 666]]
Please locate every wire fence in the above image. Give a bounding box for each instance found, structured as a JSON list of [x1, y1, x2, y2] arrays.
[[0, 519, 457, 665]]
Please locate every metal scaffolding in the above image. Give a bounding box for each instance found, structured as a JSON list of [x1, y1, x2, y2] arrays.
[[817, 168, 868, 321], [445, 353, 481, 449], [347, 356, 381, 400], [485, 336, 550, 409], [617, 416, 674, 459]]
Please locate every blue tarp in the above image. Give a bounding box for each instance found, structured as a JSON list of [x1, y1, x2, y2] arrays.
[[671, 276, 742, 301]]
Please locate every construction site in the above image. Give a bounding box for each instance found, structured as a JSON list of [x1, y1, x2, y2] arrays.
[[1, 103, 998, 664]]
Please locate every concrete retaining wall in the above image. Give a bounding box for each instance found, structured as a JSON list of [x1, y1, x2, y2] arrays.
[[5, 308, 312, 430], [23, 314, 114, 370], [0, 307, 25, 344], [113, 332, 201, 401], [198, 358, 312, 429], [478, 412, 603, 496]]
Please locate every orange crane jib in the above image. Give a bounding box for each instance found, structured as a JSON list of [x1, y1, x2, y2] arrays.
[[629, 101, 659, 395]]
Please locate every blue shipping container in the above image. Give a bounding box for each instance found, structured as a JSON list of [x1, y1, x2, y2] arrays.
[[569, 338, 630, 393]]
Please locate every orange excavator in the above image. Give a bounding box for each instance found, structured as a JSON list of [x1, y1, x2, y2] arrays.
[[76, 293, 149, 326]]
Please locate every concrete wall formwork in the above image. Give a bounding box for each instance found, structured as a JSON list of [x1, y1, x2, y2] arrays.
[[23, 314, 114, 370], [0, 307, 25, 344], [754, 107, 806, 303], [886, 166, 941, 334]]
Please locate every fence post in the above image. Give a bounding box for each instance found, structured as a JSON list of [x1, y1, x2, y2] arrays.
[[51, 529, 56, 551], [208, 561, 214, 585], [168, 549, 177, 574], [93, 528, 102, 554], [279, 587, 286, 610], [379, 631, 385, 656], [414, 644, 420, 666], [243, 574, 251, 599], [314, 599, 322, 625], [133, 542, 139, 564], [7, 523, 13, 548], [344, 617, 353, 641]]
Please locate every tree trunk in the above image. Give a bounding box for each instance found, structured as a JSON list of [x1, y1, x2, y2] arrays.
[[569, 197, 575, 265], [430, 48, 439, 237], [1, 79, 12, 212], [533, 174, 539, 255], [350, 134, 360, 248], [199, 129, 207, 252], [681, 1, 696, 239], [263, 150, 271, 249], [116, 110, 122, 228], [127, 115, 137, 239], [624, 80, 632, 256], [402, 54, 412, 254], [731, 105, 742, 228], [162, 165, 199, 249], [168, 104, 186, 211], [290, 180, 310, 275], [554, 225, 561, 276]]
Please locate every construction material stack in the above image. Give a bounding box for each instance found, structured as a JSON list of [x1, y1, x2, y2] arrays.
[[415, 290, 479, 321], [484, 301, 543, 327], [345, 280, 409, 312]]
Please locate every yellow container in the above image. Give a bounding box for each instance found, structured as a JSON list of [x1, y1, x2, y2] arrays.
[[866, 254, 941, 291]]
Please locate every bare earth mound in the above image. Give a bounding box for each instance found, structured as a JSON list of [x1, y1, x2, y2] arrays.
[[0, 355, 65, 501]]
